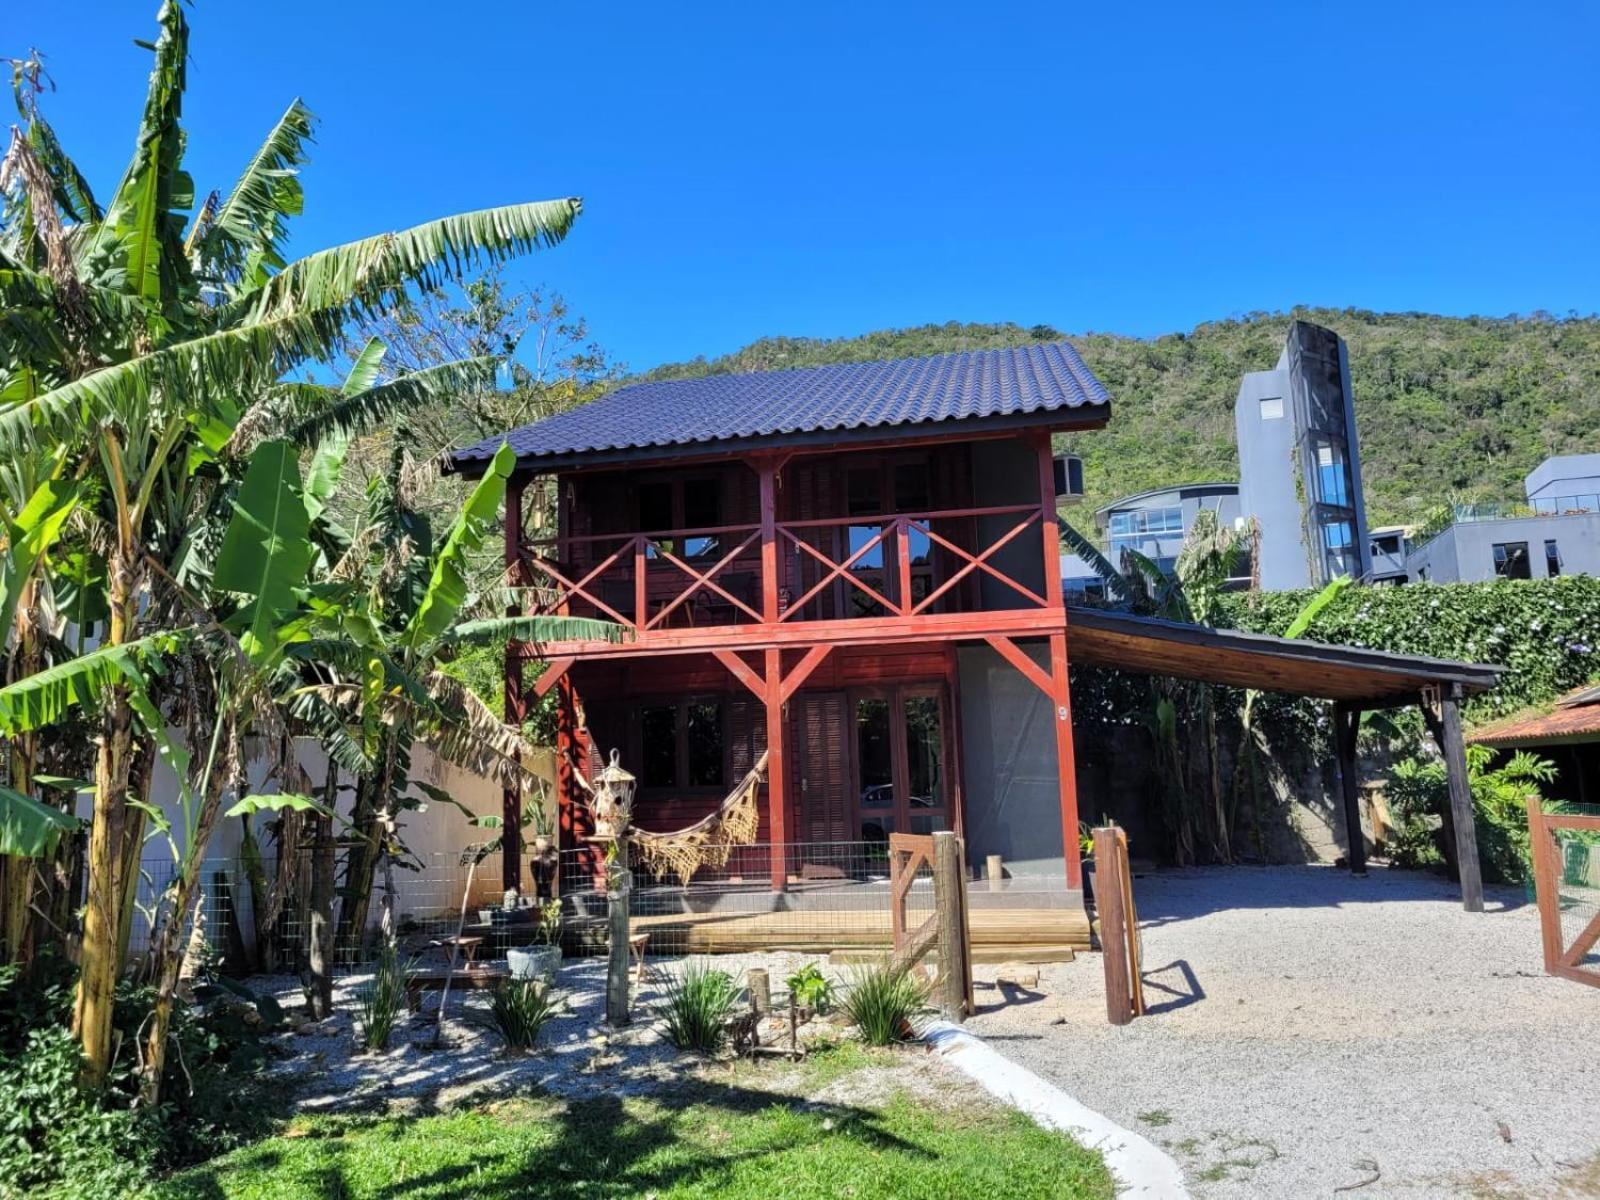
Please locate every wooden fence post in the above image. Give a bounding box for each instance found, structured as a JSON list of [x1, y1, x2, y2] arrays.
[[1093, 826, 1133, 1025], [606, 833, 631, 1026], [931, 831, 970, 1020], [1527, 797, 1564, 973]]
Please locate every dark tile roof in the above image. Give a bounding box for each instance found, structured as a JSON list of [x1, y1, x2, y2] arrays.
[[451, 341, 1111, 472]]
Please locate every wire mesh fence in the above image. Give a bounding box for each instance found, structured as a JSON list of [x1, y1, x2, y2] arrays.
[[125, 839, 1080, 974]]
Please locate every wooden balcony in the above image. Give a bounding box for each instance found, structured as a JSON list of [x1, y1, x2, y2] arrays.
[[510, 502, 1066, 660]]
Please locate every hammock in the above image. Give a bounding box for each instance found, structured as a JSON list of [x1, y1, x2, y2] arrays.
[[627, 751, 770, 885]]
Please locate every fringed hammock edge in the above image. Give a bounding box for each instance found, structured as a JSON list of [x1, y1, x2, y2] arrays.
[[626, 751, 770, 885]]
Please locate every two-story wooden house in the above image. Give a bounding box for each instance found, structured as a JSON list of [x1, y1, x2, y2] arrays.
[[451, 342, 1112, 942]]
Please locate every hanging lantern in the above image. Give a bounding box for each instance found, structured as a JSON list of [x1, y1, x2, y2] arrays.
[[591, 748, 637, 840]]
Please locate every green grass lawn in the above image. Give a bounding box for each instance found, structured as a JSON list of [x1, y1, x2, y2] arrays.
[[157, 1052, 1114, 1200]]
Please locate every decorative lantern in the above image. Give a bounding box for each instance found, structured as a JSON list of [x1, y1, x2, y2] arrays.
[[591, 749, 637, 841]]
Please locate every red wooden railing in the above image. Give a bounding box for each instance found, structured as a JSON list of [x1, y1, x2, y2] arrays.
[[517, 503, 1051, 638]]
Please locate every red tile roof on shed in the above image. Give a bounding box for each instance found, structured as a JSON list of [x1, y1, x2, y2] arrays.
[[1469, 683, 1600, 748]]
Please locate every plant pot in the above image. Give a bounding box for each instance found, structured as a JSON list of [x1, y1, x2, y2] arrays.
[[507, 944, 562, 981], [532, 834, 552, 855]]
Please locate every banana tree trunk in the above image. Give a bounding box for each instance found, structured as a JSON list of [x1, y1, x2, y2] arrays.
[[4, 582, 41, 964], [335, 773, 380, 955], [74, 549, 139, 1088], [137, 763, 228, 1108], [114, 744, 156, 972]]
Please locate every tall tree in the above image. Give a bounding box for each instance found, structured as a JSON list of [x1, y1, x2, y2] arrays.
[[0, 3, 597, 1089]]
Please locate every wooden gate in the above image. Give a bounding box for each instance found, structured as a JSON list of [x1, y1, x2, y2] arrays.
[[887, 831, 974, 1017], [1528, 799, 1600, 989]]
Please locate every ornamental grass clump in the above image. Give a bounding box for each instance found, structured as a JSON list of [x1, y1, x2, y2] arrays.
[[661, 960, 741, 1052], [356, 941, 411, 1051], [842, 964, 928, 1046], [490, 978, 559, 1050]]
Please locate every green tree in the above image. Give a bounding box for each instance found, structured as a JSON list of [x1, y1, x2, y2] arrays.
[[0, 2, 588, 1089]]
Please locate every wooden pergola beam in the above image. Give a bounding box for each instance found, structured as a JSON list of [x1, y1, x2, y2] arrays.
[[1332, 701, 1367, 877], [1421, 685, 1484, 913]]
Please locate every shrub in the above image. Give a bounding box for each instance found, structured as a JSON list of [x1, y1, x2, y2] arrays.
[[535, 898, 563, 946], [490, 978, 558, 1050], [661, 961, 741, 1052], [785, 962, 835, 1014], [1387, 745, 1558, 883], [357, 941, 412, 1051], [842, 965, 927, 1046]]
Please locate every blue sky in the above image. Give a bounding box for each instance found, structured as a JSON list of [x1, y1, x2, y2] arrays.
[[12, 2, 1599, 372]]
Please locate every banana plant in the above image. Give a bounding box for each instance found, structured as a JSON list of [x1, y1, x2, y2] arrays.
[[0, 0, 587, 1090]]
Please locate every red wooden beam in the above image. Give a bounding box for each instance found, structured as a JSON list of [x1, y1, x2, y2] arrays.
[[982, 633, 1055, 698], [1048, 630, 1083, 891], [779, 644, 833, 705], [533, 656, 575, 699], [502, 474, 528, 894], [644, 531, 764, 628], [763, 646, 790, 892]]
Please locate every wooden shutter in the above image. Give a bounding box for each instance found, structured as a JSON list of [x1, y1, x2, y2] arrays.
[[792, 692, 849, 847]]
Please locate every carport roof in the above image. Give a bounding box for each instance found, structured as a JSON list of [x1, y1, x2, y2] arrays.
[[1065, 606, 1503, 707]]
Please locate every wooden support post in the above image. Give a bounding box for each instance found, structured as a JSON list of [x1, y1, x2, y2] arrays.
[[986, 854, 1004, 891], [1332, 702, 1367, 877], [1092, 826, 1133, 1025], [931, 831, 969, 1020], [758, 458, 780, 623], [606, 831, 631, 1026], [764, 647, 789, 892], [1423, 687, 1483, 913], [502, 474, 527, 895], [1048, 632, 1083, 891]]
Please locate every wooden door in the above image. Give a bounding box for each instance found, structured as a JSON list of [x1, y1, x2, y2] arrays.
[[791, 692, 849, 847]]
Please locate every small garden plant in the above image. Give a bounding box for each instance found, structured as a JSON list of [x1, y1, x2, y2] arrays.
[[356, 941, 411, 1051], [661, 960, 741, 1052], [785, 961, 835, 1014], [535, 898, 563, 946], [842, 963, 927, 1046], [489, 978, 559, 1050]]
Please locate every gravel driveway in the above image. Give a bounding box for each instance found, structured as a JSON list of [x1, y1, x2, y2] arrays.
[[965, 865, 1600, 1199]]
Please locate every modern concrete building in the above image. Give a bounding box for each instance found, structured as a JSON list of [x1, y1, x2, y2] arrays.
[[1061, 482, 1244, 596], [1235, 321, 1373, 590], [1368, 526, 1411, 584], [1404, 453, 1600, 583]]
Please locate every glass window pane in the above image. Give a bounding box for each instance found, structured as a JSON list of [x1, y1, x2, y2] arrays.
[[1545, 539, 1562, 578], [686, 702, 723, 786], [906, 526, 931, 567], [682, 478, 722, 559], [847, 524, 885, 569], [1259, 396, 1284, 419], [847, 469, 881, 517], [856, 698, 893, 810], [1493, 541, 1531, 580], [638, 482, 673, 532], [1314, 438, 1351, 507], [903, 696, 942, 811], [893, 463, 930, 513], [641, 705, 678, 788]]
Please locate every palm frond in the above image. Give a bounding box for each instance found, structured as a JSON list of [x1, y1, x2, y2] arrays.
[[220, 198, 582, 326], [0, 308, 344, 456], [77, 0, 190, 310], [416, 670, 542, 792], [283, 355, 499, 449], [1056, 516, 1127, 602], [196, 99, 315, 286], [443, 614, 621, 648]]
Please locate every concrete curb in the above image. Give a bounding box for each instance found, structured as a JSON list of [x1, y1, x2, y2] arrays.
[[924, 1021, 1190, 1198]]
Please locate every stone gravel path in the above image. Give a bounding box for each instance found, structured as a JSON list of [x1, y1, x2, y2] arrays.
[[964, 865, 1600, 1199]]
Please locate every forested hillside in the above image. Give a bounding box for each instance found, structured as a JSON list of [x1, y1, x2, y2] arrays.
[[642, 308, 1600, 527]]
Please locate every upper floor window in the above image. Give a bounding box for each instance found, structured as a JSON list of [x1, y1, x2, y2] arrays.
[[1107, 506, 1183, 538], [638, 476, 723, 560], [1259, 396, 1284, 420], [1492, 541, 1531, 580], [1544, 539, 1562, 578]]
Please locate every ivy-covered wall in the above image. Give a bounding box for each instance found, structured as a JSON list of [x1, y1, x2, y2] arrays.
[[1218, 576, 1600, 721]]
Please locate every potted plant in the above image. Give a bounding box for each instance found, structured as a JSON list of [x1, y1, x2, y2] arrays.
[[507, 899, 564, 981]]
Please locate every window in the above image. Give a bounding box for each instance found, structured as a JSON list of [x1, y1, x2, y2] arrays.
[[638, 700, 725, 790], [637, 477, 723, 560], [1492, 541, 1531, 580], [686, 702, 724, 786], [1312, 437, 1352, 507], [641, 705, 678, 788], [1259, 396, 1284, 420], [1544, 539, 1562, 578], [1107, 506, 1183, 538]]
